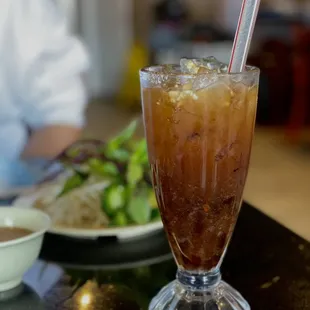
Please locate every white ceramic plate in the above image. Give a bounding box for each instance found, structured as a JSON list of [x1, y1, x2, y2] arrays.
[[12, 188, 163, 241]]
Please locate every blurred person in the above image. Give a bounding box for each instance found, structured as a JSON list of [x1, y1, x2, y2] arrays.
[[150, 0, 189, 50], [0, 0, 88, 187]]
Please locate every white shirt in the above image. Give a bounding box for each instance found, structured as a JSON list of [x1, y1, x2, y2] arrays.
[[0, 0, 89, 160]]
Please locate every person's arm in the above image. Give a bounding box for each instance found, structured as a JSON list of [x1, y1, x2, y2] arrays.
[[21, 126, 81, 159], [11, 0, 89, 159]]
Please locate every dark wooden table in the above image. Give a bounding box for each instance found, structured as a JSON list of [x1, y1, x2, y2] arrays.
[[0, 203, 309, 310]]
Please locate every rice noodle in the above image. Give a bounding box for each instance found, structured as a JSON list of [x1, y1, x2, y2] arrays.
[[34, 182, 109, 229]]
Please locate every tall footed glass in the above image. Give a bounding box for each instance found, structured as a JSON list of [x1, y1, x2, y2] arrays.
[[140, 64, 259, 310]]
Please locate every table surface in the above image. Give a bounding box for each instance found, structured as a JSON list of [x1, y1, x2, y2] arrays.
[[0, 203, 309, 310]]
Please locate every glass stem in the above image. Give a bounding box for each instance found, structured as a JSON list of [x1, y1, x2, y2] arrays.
[[176, 268, 221, 291]]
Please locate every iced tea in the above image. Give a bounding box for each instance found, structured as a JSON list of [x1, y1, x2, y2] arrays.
[[141, 65, 259, 271]]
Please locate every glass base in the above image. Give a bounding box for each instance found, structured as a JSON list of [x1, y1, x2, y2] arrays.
[[149, 270, 250, 310]]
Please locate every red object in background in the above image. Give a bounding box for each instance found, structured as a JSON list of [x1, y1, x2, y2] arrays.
[[286, 24, 310, 143]]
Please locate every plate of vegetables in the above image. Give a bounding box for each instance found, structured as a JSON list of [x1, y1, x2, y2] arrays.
[[13, 120, 163, 240]]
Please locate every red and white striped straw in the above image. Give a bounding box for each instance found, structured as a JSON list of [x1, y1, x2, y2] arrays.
[[228, 0, 261, 73]]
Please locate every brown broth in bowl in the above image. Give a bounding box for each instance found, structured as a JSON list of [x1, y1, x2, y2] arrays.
[[0, 227, 33, 242]]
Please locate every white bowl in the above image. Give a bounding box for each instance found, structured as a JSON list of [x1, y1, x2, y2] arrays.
[[0, 208, 51, 292]]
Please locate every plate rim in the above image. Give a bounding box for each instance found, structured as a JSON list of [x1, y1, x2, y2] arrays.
[[48, 220, 163, 237]]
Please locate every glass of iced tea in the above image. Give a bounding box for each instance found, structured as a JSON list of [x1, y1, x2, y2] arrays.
[[140, 57, 259, 310]]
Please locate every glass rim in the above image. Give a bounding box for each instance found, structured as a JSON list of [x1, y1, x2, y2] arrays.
[[140, 64, 260, 78]]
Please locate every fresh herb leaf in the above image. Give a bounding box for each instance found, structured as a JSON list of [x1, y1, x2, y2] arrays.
[[110, 211, 128, 227], [127, 195, 151, 225], [66, 147, 80, 159], [126, 139, 148, 187], [148, 190, 157, 208], [105, 120, 138, 154], [58, 174, 85, 197], [88, 159, 119, 177], [101, 162, 119, 176], [101, 184, 126, 217], [105, 148, 130, 163], [126, 161, 143, 187], [151, 208, 161, 221], [131, 139, 148, 165]]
